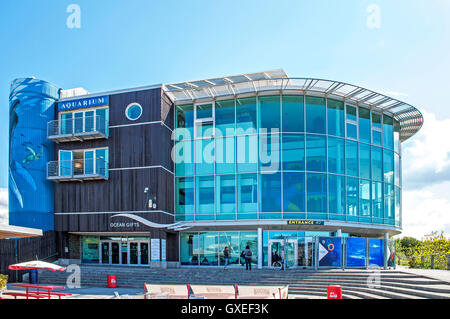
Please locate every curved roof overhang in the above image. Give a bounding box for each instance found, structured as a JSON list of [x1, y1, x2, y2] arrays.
[[163, 70, 423, 142]]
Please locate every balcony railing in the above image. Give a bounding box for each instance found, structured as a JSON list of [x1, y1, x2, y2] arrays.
[[47, 115, 109, 142], [47, 159, 108, 181]]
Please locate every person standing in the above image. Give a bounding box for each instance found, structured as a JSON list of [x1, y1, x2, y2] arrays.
[[223, 246, 229, 268], [242, 245, 253, 270]]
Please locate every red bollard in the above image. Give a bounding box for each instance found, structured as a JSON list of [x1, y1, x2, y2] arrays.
[[327, 285, 342, 299], [107, 275, 117, 288]]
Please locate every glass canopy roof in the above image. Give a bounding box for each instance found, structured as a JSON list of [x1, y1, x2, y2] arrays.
[[163, 69, 423, 142]]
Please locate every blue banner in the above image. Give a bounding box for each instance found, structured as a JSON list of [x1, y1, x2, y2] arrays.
[[58, 95, 109, 111], [368, 238, 384, 267], [318, 237, 341, 267], [346, 238, 366, 267]]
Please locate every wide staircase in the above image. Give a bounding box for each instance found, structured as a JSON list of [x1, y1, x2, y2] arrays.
[[38, 265, 450, 299]]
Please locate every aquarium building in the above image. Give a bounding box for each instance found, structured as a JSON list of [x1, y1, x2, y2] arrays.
[[8, 70, 423, 269]]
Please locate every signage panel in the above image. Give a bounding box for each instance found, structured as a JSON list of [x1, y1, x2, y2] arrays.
[[318, 237, 342, 267], [287, 220, 324, 225], [58, 95, 109, 111], [346, 237, 366, 267], [151, 238, 161, 262]]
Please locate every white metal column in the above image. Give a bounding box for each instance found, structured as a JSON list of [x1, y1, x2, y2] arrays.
[[257, 227, 263, 269]]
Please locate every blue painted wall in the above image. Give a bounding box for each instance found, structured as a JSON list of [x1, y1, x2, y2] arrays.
[[9, 78, 60, 231]]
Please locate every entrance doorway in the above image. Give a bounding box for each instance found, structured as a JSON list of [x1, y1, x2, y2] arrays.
[[100, 240, 149, 265], [268, 239, 298, 268]]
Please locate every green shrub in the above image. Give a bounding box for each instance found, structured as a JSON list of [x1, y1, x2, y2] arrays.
[[0, 274, 7, 290]]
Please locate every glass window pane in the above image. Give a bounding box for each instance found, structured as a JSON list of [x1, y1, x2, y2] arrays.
[[394, 153, 400, 187], [175, 105, 194, 139], [384, 183, 395, 223], [180, 233, 199, 265], [60, 113, 73, 135], [259, 172, 282, 219], [383, 149, 394, 184], [347, 123, 357, 139], [215, 175, 236, 220], [240, 232, 258, 266], [372, 181, 383, 224], [372, 130, 382, 146], [85, 111, 94, 132], [236, 134, 258, 173], [283, 172, 305, 218], [306, 134, 326, 172], [328, 136, 345, 174], [259, 133, 280, 172], [199, 232, 218, 266], [383, 115, 394, 150], [219, 232, 240, 267], [74, 112, 83, 133], [237, 173, 258, 219], [372, 113, 382, 128], [258, 95, 280, 132], [196, 176, 215, 220], [95, 108, 108, 134], [360, 179, 371, 222], [305, 96, 326, 134], [176, 177, 195, 221], [346, 105, 357, 122], [394, 120, 400, 154], [306, 173, 327, 217], [215, 137, 235, 174], [195, 139, 214, 175], [282, 134, 305, 171], [175, 140, 194, 176], [236, 97, 257, 134], [95, 149, 108, 176], [358, 107, 371, 143], [84, 151, 94, 175], [359, 143, 371, 179], [328, 174, 345, 220], [196, 103, 213, 119], [282, 95, 304, 132], [346, 140, 358, 177], [327, 99, 345, 137], [395, 186, 401, 226], [215, 99, 235, 136], [372, 146, 383, 181], [346, 177, 359, 221]]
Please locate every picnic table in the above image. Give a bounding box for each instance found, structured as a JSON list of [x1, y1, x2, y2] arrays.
[[9, 284, 71, 299]]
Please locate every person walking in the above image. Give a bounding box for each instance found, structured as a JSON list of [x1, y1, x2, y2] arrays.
[[223, 246, 229, 268], [242, 245, 253, 270]]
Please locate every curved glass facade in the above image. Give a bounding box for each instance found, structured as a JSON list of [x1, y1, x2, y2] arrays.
[[174, 94, 401, 227]]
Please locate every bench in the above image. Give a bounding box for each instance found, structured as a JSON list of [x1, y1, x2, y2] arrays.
[[2, 292, 48, 299], [27, 290, 73, 299], [189, 285, 237, 299], [144, 284, 189, 299], [237, 285, 289, 299]]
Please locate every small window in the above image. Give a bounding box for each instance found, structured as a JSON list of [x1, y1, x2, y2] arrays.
[[126, 103, 143, 120]]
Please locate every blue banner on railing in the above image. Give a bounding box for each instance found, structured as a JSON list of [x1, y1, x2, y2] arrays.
[[318, 237, 342, 267], [346, 237, 366, 267], [58, 95, 109, 111]]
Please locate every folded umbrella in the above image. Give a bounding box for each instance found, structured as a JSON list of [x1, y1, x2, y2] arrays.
[[9, 260, 66, 272]]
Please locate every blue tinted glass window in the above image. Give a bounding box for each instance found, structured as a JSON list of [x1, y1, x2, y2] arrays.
[[307, 173, 327, 214], [282, 134, 305, 171], [384, 183, 394, 222], [372, 181, 383, 223], [283, 172, 305, 218], [358, 107, 371, 143], [347, 123, 357, 139], [383, 149, 394, 184], [282, 95, 304, 132], [328, 174, 345, 220], [258, 95, 280, 132], [394, 153, 400, 187], [176, 177, 195, 221], [305, 96, 326, 134], [394, 120, 400, 154], [195, 139, 214, 175], [346, 105, 357, 122], [346, 177, 359, 221], [346, 140, 358, 177], [215, 137, 235, 174], [359, 143, 371, 179], [236, 97, 257, 133], [306, 134, 326, 172], [196, 103, 213, 119], [360, 179, 371, 221], [383, 115, 394, 150], [372, 130, 382, 146], [175, 140, 194, 176], [259, 133, 280, 172], [372, 146, 383, 181], [215, 99, 235, 136], [237, 173, 258, 219], [196, 176, 214, 220], [327, 99, 345, 137], [259, 173, 282, 219], [395, 186, 401, 226], [328, 136, 345, 174], [236, 134, 258, 173], [215, 175, 236, 220]]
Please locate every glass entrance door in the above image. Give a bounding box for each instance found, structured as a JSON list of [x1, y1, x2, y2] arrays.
[[140, 242, 149, 265], [129, 242, 138, 265], [99, 239, 150, 265], [111, 242, 120, 264], [101, 242, 110, 264], [268, 239, 298, 268]]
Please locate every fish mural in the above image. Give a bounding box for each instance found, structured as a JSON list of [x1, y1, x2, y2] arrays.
[[9, 78, 60, 231]]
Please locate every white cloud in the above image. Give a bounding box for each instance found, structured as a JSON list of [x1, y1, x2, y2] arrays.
[[0, 187, 8, 225], [400, 110, 450, 238]]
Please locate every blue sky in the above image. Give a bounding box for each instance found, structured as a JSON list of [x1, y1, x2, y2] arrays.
[[1, 0, 450, 237]]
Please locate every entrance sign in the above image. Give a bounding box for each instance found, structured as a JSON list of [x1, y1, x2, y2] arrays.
[[151, 238, 161, 262], [287, 220, 324, 226], [318, 237, 342, 267]]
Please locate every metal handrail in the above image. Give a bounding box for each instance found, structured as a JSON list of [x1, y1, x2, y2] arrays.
[[47, 158, 108, 179], [47, 114, 108, 138]]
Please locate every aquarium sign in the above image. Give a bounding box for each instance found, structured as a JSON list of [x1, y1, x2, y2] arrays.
[[58, 95, 109, 111]]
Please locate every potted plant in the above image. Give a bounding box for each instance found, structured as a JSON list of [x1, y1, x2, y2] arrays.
[[0, 274, 8, 299]]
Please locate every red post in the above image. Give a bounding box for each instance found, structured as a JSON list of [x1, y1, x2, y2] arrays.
[[327, 285, 342, 299]]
